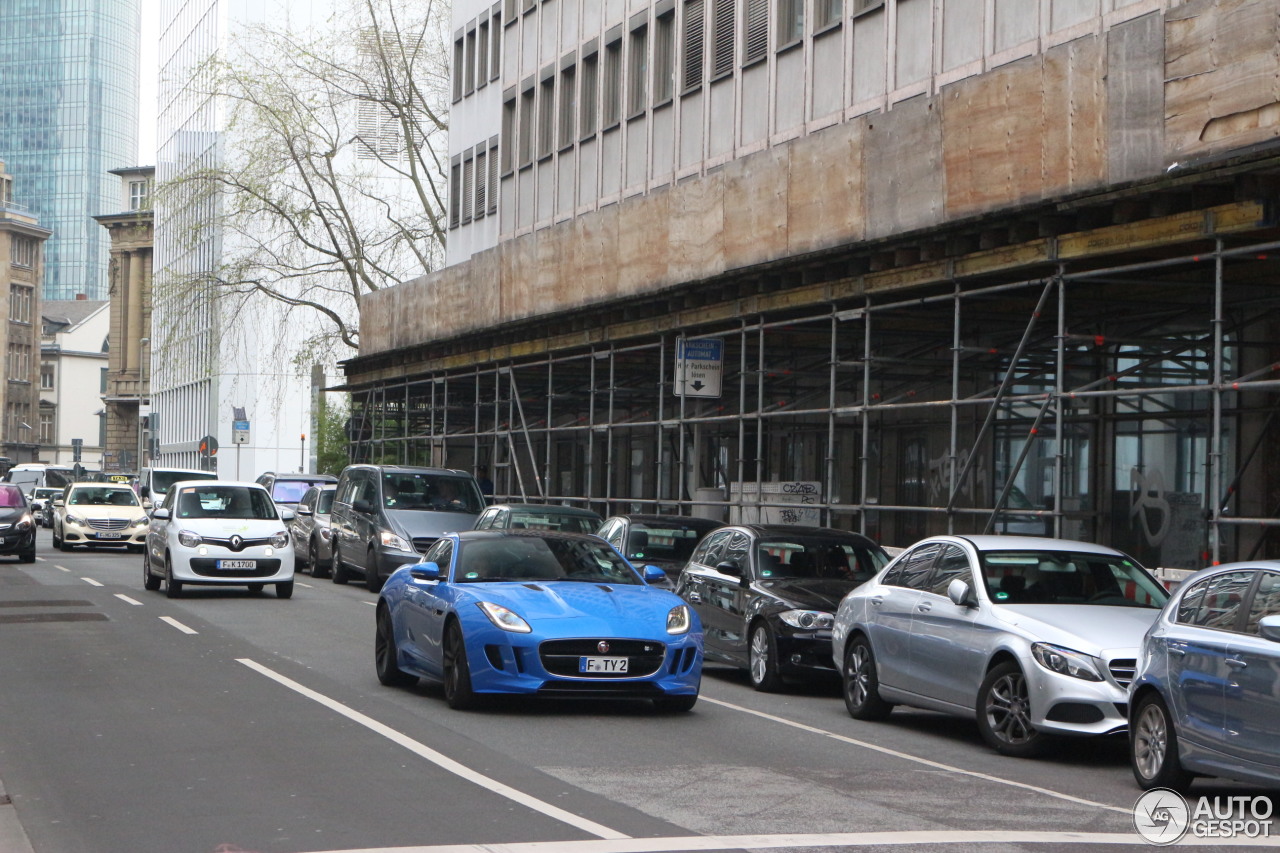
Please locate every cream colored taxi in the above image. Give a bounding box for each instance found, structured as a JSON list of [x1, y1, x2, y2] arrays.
[[52, 482, 149, 552]]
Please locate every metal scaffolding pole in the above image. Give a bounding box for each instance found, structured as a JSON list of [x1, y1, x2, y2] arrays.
[[948, 284, 961, 534], [1211, 239, 1225, 564], [826, 310, 838, 527], [1053, 268, 1066, 539], [860, 298, 872, 537], [606, 348, 616, 509]]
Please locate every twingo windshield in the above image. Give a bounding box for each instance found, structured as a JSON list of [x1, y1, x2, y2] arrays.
[[153, 470, 217, 493], [381, 472, 483, 514], [979, 550, 1169, 608], [755, 536, 889, 583], [67, 486, 139, 507], [453, 536, 642, 584], [175, 487, 278, 521]]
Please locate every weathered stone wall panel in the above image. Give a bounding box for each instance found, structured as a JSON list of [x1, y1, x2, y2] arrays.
[[787, 119, 866, 256], [1108, 12, 1166, 182], [723, 147, 791, 269], [865, 97, 943, 240]]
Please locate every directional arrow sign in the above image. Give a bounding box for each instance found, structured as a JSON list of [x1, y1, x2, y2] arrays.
[[675, 338, 723, 398]]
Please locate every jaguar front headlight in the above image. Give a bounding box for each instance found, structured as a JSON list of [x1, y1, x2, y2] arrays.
[[778, 609, 835, 630], [477, 601, 532, 633], [667, 604, 692, 635], [1031, 642, 1104, 682]]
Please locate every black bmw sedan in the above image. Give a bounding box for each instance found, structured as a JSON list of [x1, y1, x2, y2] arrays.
[[675, 524, 888, 691]]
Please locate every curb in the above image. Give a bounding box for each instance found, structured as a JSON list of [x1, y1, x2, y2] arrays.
[[0, 776, 36, 853]]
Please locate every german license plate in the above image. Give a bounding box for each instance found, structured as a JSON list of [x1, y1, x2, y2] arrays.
[[579, 656, 628, 673], [217, 559, 256, 570], [95, 532, 123, 539]]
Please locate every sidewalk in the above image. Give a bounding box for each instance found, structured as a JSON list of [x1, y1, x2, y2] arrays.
[[0, 775, 35, 853]]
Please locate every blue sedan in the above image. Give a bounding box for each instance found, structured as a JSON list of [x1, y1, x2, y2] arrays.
[[375, 529, 704, 711]]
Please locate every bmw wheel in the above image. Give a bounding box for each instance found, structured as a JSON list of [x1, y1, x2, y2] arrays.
[[1131, 692, 1193, 792], [977, 661, 1046, 757], [375, 607, 416, 687], [748, 622, 784, 692], [443, 621, 478, 710], [842, 636, 893, 720]]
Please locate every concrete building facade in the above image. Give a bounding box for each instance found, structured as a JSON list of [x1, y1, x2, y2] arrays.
[[96, 166, 154, 474], [345, 0, 1280, 568], [39, 299, 109, 468], [0, 160, 48, 465]]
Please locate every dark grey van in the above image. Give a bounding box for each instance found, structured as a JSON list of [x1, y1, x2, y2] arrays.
[[330, 465, 485, 592]]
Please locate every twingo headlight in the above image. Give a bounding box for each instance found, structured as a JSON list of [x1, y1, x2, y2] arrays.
[[477, 601, 532, 633], [178, 530, 203, 548], [667, 604, 692, 635], [270, 530, 290, 549], [379, 529, 414, 552], [778, 609, 835, 630], [1031, 642, 1104, 682]]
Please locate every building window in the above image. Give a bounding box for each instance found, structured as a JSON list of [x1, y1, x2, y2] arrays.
[[628, 23, 649, 118], [465, 26, 477, 95], [682, 0, 705, 91], [558, 64, 577, 149], [9, 284, 32, 323], [744, 0, 769, 63], [128, 180, 151, 210], [853, 0, 884, 15], [100, 367, 107, 393], [40, 363, 53, 390], [490, 10, 502, 80], [461, 153, 474, 224], [8, 343, 30, 382], [453, 34, 465, 102], [477, 19, 490, 89], [11, 236, 35, 269], [537, 73, 556, 159], [487, 137, 499, 215], [654, 9, 676, 103], [814, 0, 843, 30], [38, 412, 53, 445], [603, 38, 623, 128], [502, 95, 517, 173], [449, 159, 462, 228], [503, 0, 517, 22], [518, 83, 536, 166], [711, 0, 735, 79], [474, 148, 487, 220], [581, 50, 599, 138], [777, 0, 804, 47]]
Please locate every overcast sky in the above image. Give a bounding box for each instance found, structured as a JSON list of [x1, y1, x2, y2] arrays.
[[138, 0, 158, 164]]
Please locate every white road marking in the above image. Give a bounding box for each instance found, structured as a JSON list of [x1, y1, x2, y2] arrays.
[[81, 577, 104, 587], [236, 658, 629, 840], [701, 696, 1130, 814], [114, 594, 143, 606], [159, 616, 197, 635], [295, 829, 1280, 853], [296, 582, 314, 589], [35, 556, 45, 561], [55, 565, 70, 572], [362, 600, 377, 606]]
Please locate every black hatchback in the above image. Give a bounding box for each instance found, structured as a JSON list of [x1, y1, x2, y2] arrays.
[[0, 483, 36, 563], [675, 524, 887, 691]]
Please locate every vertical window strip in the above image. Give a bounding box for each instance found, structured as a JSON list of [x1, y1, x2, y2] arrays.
[[559, 65, 577, 148], [778, 0, 804, 45], [744, 0, 768, 63], [711, 0, 735, 78], [461, 154, 474, 224], [465, 28, 477, 94], [502, 97, 517, 172], [452, 36, 464, 101], [682, 0, 704, 91], [448, 160, 461, 228], [815, 0, 843, 30], [654, 11, 675, 102], [581, 52, 600, 138], [538, 75, 556, 158], [603, 39, 623, 127], [628, 24, 649, 118], [487, 139, 500, 214], [491, 11, 503, 79], [474, 148, 486, 219], [519, 87, 535, 165], [477, 20, 490, 88]]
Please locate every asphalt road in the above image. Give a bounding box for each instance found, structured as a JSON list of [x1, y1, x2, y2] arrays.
[[0, 528, 1273, 853]]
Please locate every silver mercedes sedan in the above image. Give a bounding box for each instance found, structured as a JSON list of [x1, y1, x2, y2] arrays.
[[832, 535, 1169, 757]]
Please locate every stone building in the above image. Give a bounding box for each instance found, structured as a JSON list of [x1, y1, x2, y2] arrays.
[[342, 0, 1280, 567], [0, 160, 48, 465], [95, 166, 153, 473]]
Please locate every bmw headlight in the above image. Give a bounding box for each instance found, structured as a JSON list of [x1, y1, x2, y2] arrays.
[[65, 514, 86, 527], [778, 609, 834, 630], [132, 516, 149, 527], [178, 530, 203, 548], [1031, 642, 1104, 682], [477, 601, 532, 633], [270, 530, 290, 549], [667, 604, 692, 635], [379, 529, 414, 552]]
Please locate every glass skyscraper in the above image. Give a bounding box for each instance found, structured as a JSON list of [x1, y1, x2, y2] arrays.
[[0, 0, 140, 300]]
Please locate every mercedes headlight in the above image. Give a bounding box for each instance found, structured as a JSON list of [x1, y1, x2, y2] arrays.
[[178, 530, 203, 548], [1031, 642, 1104, 682], [65, 514, 86, 527], [667, 604, 692, 635], [379, 530, 414, 552], [477, 601, 532, 633], [132, 516, 149, 527], [270, 530, 290, 549], [778, 609, 834, 630]]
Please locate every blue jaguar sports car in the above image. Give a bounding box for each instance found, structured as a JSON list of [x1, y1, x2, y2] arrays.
[[375, 529, 704, 711]]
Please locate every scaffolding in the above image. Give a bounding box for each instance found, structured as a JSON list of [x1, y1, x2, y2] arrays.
[[346, 214, 1280, 569]]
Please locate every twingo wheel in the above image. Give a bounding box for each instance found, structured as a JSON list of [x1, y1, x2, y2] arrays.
[[842, 635, 893, 720], [142, 548, 161, 591], [164, 554, 183, 599], [977, 661, 1047, 757], [443, 621, 478, 709], [375, 606, 416, 687], [747, 621, 784, 692], [1131, 691, 1194, 792], [275, 580, 294, 599]]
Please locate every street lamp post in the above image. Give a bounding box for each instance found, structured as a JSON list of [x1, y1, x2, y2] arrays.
[[137, 337, 149, 472]]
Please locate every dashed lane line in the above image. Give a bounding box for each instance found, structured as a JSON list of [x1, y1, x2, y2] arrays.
[[159, 616, 197, 635], [701, 696, 1130, 814], [81, 577, 103, 587], [54, 565, 70, 572], [237, 658, 628, 841], [114, 594, 143, 606]]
